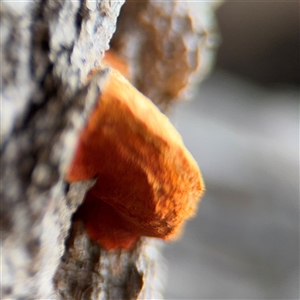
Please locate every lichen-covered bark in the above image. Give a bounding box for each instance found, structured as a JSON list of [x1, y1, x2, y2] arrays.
[[1, 0, 221, 299]]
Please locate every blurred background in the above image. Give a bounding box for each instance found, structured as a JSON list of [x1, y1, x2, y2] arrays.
[[164, 1, 299, 299]]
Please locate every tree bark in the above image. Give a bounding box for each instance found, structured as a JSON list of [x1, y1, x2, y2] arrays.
[[1, 1, 221, 299], [1, 1, 125, 298]]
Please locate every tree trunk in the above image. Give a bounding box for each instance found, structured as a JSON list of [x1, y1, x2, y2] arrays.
[[1, 1, 221, 299]]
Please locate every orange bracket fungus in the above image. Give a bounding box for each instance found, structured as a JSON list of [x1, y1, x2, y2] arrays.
[[67, 57, 204, 250]]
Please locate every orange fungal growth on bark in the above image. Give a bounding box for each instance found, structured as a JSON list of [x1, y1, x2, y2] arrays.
[[67, 68, 204, 250], [102, 50, 130, 79]]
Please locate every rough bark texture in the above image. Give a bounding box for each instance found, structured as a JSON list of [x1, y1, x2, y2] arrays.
[[1, 1, 124, 298], [1, 0, 220, 299], [54, 222, 165, 300]]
